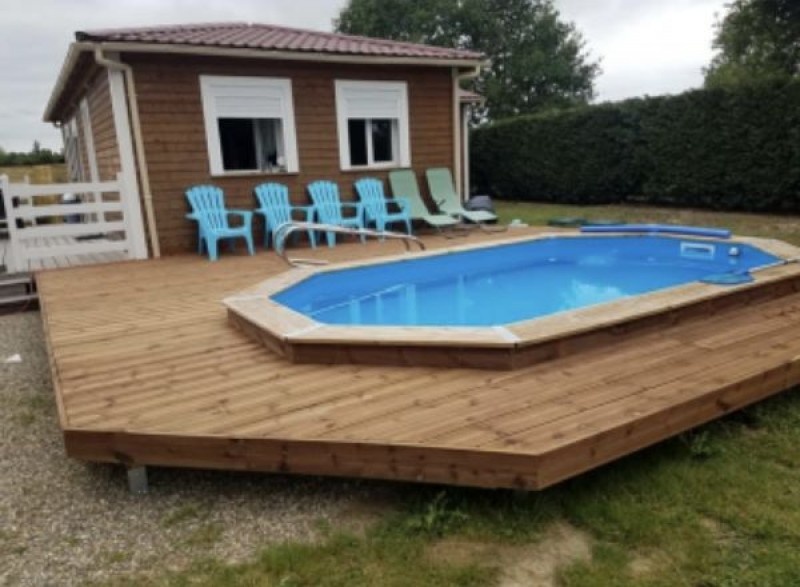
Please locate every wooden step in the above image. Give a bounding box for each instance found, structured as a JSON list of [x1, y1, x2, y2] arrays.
[[0, 272, 37, 308], [0, 292, 38, 306], [0, 274, 34, 288]]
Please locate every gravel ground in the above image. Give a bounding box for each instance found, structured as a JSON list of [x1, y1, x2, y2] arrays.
[[0, 312, 396, 586]]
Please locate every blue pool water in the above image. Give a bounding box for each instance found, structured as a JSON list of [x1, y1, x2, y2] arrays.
[[273, 236, 780, 327]]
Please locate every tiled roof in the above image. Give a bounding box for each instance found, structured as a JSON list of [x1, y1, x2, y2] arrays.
[[76, 22, 484, 62]]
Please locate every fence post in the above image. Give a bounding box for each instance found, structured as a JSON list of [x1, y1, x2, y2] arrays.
[[1, 175, 24, 273], [118, 171, 148, 260]]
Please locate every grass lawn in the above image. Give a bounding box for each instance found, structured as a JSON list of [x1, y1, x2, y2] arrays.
[[494, 201, 800, 246], [107, 202, 800, 586]]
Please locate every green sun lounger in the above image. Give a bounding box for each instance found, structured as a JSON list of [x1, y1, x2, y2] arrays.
[[425, 168, 500, 228], [387, 170, 461, 232]]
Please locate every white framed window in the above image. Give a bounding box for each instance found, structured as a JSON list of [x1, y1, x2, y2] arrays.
[[79, 98, 99, 183], [335, 80, 411, 171], [200, 75, 299, 175], [62, 116, 84, 182]]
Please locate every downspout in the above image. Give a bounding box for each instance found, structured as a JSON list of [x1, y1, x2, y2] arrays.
[[462, 105, 470, 200], [452, 66, 481, 201], [93, 47, 161, 257]]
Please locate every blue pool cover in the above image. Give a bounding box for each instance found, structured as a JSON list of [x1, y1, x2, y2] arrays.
[[273, 236, 779, 327], [581, 224, 732, 239]]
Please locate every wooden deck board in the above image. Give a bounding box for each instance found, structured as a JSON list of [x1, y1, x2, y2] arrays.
[[35, 229, 800, 490]]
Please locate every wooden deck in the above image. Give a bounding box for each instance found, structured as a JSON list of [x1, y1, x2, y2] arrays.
[[36, 230, 800, 490]]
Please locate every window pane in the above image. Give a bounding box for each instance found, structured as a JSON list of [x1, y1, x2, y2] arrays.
[[348, 119, 368, 166], [218, 118, 256, 170], [254, 119, 286, 172], [371, 119, 394, 163]]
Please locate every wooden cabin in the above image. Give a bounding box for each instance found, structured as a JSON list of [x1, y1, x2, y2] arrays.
[[43, 22, 486, 255]]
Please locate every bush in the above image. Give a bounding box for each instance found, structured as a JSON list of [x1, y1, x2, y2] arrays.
[[471, 78, 800, 212]]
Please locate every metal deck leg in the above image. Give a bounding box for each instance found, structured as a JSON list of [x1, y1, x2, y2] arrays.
[[126, 465, 149, 494]]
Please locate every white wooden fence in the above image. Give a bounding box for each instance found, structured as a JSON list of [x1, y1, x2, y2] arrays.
[[0, 172, 147, 273]]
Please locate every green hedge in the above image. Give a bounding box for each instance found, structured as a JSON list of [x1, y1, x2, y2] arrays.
[[471, 78, 800, 212]]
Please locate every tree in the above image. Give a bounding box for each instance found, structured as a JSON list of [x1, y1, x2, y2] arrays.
[[0, 143, 64, 166], [335, 0, 600, 121], [335, 0, 462, 46], [705, 0, 800, 87]]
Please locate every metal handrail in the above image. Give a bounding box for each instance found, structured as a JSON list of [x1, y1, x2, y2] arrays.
[[274, 221, 426, 268]]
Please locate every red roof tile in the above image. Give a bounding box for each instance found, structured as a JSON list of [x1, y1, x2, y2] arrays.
[[76, 22, 484, 62]]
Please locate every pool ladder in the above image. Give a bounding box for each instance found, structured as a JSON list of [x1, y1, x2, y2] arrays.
[[273, 221, 426, 268]]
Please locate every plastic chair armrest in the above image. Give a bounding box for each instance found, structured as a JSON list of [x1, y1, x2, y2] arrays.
[[339, 202, 364, 221], [227, 209, 253, 229], [288, 205, 316, 222]]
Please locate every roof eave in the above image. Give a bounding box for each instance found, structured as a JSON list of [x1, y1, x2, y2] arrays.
[[99, 40, 486, 66], [44, 41, 487, 122], [44, 42, 95, 123]]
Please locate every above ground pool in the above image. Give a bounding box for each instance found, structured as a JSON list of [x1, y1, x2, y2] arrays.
[[225, 232, 795, 370], [272, 236, 779, 327]]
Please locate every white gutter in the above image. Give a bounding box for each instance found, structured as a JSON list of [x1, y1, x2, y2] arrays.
[[93, 47, 161, 258], [452, 65, 481, 200], [462, 105, 471, 201]]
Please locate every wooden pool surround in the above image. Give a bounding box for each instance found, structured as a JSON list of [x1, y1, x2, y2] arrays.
[[36, 228, 800, 491], [225, 233, 800, 370]]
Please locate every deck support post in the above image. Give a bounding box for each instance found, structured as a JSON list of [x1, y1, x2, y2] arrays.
[[126, 465, 149, 494]]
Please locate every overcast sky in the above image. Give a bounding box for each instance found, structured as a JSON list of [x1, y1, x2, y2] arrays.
[[0, 0, 727, 152]]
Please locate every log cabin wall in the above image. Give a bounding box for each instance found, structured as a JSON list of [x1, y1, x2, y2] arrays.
[[126, 53, 456, 254]]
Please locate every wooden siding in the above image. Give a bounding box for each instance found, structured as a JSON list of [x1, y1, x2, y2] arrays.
[[125, 53, 456, 254], [35, 231, 800, 490], [85, 71, 121, 182]]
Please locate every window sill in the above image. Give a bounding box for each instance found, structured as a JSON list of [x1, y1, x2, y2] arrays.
[[340, 164, 405, 173], [210, 170, 300, 179]]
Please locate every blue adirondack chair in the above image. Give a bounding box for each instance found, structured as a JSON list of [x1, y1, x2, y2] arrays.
[[307, 180, 365, 247], [254, 183, 317, 249], [185, 184, 254, 261], [354, 177, 412, 236]]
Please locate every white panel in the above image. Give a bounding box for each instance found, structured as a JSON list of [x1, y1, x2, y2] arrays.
[[9, 179, 121, 197], [214, 92, 284, 119], [341, 90, 403, 119], [14, 201, 124, 219], [18, 221, 126, 239], [23, 240, 128, 259]]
